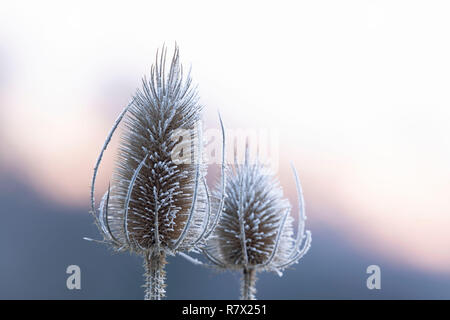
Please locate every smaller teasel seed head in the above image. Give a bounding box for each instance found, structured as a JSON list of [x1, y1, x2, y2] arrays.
[[205, 147, 312, 276]]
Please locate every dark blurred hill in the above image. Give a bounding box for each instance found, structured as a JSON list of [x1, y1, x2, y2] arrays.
[[0, 172, 449, 299]]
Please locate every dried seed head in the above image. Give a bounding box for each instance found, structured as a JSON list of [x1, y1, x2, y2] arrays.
[[92, 45, 208, 256], [209, 159, 295, 270], [88, 45, 227, 300], [205, 147, 311, 280]]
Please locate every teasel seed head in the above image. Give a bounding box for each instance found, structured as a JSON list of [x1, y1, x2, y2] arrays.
[[203, 146, 312, 299], [88, 45, 224, 299]]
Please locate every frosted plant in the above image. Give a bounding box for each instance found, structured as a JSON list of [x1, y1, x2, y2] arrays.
[[87, 45, 225, 300], [184, 146, 312, 300]]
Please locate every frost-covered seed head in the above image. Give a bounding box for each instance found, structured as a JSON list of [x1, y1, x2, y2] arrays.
[[209, 158, 299, 272], [94, 45, 207, 255]]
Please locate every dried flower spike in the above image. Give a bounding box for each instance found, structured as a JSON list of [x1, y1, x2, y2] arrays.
[[88, 45, 225, 300], [202, 147, 312, 300]]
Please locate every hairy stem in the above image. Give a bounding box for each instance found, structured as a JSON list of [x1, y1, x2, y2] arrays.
[[144, 250, 167, 300], [241, 268, 257, 300]]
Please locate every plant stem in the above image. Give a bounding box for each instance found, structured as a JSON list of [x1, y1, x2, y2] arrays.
[[144, 250, 167, 300], [241, 268, 257, 300]]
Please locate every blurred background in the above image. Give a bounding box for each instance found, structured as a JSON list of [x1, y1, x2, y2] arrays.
[[1, 0, 450, 299]]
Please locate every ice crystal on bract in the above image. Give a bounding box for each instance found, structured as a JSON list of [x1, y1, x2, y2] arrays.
[[89, 45, 224, 300], [203, 152, 312, 300]]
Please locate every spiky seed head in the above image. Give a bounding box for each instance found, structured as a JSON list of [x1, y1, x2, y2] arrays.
[[209, 158, 296, 272], [98, 45, 207, 255]]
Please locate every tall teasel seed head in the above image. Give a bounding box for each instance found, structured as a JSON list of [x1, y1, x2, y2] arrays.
[[203, 148, 312, 300], [89, 45, 222, 299], [106, 48, 207, 254]]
